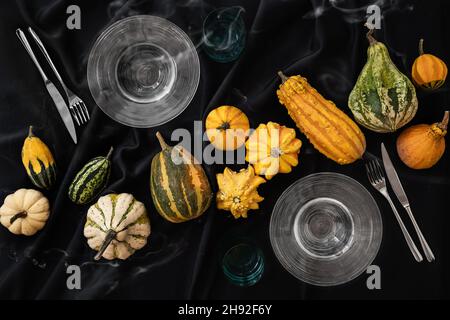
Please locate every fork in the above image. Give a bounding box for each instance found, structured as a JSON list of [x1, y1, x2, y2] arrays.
[[28, 27, 90, 126], [365, 159, 423, 262]]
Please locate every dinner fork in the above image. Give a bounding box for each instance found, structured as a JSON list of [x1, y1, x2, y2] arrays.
[[28, 27, 90, 126], [365, 159, 423, 262]]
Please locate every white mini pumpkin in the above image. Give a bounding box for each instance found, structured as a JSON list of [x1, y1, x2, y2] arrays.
[[84, 193, 151, 260], [0, 188, 50, 236]]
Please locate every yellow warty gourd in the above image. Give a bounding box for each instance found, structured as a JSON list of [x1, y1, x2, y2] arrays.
[[276, 72, 366, 164]]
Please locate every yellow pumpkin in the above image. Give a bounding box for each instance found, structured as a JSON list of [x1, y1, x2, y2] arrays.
[[216, 166, 265, 219], [245, 122, 302, 179], [205, 106, 250, 150], [412, 39, 447, 89]]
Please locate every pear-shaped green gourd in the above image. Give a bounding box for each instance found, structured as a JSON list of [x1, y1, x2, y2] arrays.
[[348, 28, 418, 133], [68, 147, 113, 205]]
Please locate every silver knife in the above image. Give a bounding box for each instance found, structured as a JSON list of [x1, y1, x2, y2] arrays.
[[381, 143, 435, 262], [16, 28, 77, 144]]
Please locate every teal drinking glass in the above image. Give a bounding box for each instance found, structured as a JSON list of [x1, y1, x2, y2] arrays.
[[202, 6, 246, 63], [221, 241, 264, 287]]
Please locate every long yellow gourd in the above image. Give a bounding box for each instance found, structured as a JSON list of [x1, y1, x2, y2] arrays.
[[276, 72, 366, 164]]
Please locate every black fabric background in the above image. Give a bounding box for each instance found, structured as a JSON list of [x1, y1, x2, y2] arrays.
[[0, 0, 449, 299]]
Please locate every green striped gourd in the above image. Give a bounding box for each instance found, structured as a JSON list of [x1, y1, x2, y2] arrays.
[[21, 126, 56, 189], [150, 132, 212, 223], [84, 193, 151, 260], [348, 29, 418, 133], [68, 147, 113, 205]]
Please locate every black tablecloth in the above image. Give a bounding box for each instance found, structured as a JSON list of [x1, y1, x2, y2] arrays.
[[0, 0, 449, 299]]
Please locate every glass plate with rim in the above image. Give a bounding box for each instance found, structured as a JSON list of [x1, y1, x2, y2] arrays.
[[87, 15, 200, 128], [270, 172, 383, 286]]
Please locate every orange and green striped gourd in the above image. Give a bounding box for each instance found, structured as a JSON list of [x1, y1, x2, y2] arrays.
[[150, 132, 212, 223]]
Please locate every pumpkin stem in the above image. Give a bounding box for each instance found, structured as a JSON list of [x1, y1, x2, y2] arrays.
[[156, 131, 170, 150], [94, 229, 117, 261], [365, 27, 378, 45], [418, 38, 425, 55], [10, 211, 27, 224], [438, 111, 449, 131], [28, 126, 34, 137], [278, 71, 288, 83], [105, 147, 114, 160], [217, 122, 231, 131]]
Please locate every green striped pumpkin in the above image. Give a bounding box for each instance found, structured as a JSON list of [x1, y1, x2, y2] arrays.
[[150, 132, 212, 223], [84, 193, 151, 260], [68, 147, 113, 205], [348, 29, 418, 133]]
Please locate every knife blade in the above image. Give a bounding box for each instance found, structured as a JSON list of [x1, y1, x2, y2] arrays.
[[45, 81, 77, 144], [16, 28, 77, 144], [381, 143, 408, 206]]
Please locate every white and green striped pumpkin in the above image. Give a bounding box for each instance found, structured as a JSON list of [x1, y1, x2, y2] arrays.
[[150, 132, 212, 223], [68, 147, 113, 205], [84, 193, 151, 260], [348, 29, 418, 133]]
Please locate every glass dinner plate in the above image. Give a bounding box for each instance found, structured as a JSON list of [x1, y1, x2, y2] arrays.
[[270, 172, 383, 286], [87, 15, 200, 128]]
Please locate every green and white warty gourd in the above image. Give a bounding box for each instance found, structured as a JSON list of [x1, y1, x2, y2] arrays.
[[348, 29, 418, 133]]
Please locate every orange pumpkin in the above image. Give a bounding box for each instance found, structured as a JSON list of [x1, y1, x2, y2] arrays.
[[397, 111, 448, 169], [205, 106, 250, 150], [412, 39, 447, 89]]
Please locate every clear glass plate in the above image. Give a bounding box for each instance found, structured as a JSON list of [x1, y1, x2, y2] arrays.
[[270, 172, 383, 286], [87, 15, 200, 128]]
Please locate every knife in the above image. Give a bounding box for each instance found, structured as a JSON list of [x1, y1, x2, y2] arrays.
[[381, 143, 435, 262], [16, 28, 77, 144]]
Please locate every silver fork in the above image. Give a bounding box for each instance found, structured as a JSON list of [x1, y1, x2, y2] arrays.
[[365, 159, 423, 262], [28, 27, 90, 126]]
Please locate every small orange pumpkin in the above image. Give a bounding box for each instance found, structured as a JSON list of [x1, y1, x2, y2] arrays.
[[205, 106, 250, 150], [411, 39, 447, 89], [397, 111, 448, 169]]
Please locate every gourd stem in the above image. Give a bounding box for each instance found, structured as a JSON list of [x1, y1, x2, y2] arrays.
[[278, 71, 288, 83], [28, 126, 34, 137], [156, 131, 169, 150], [438, 111, 449, 130], [10, 211, 27, 224], [366, 27, 377, 45], [419, 38, 424, 55], [105, 147, 114, 160], [217, 122, 231, 131], [94, 229, 117, 261]]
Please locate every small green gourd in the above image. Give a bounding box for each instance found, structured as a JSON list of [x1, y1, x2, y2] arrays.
[[68, 147, 113, 205]]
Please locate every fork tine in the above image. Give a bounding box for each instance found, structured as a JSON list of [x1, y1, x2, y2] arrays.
[[70, 107, 80, 126], [77, 102, 87, 124], [365, 162, 374, 183], [80, 101, 90, 120], [74, 104, 84, 125], [372, 160, 381, 182], [367, 161, 375, 182], [368, 161, 377, 182], [374, 159, 384, 181]]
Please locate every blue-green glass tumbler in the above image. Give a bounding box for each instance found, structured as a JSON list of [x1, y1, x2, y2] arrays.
[[202, 6, 246, 63], [221, 243, 264, 287]]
